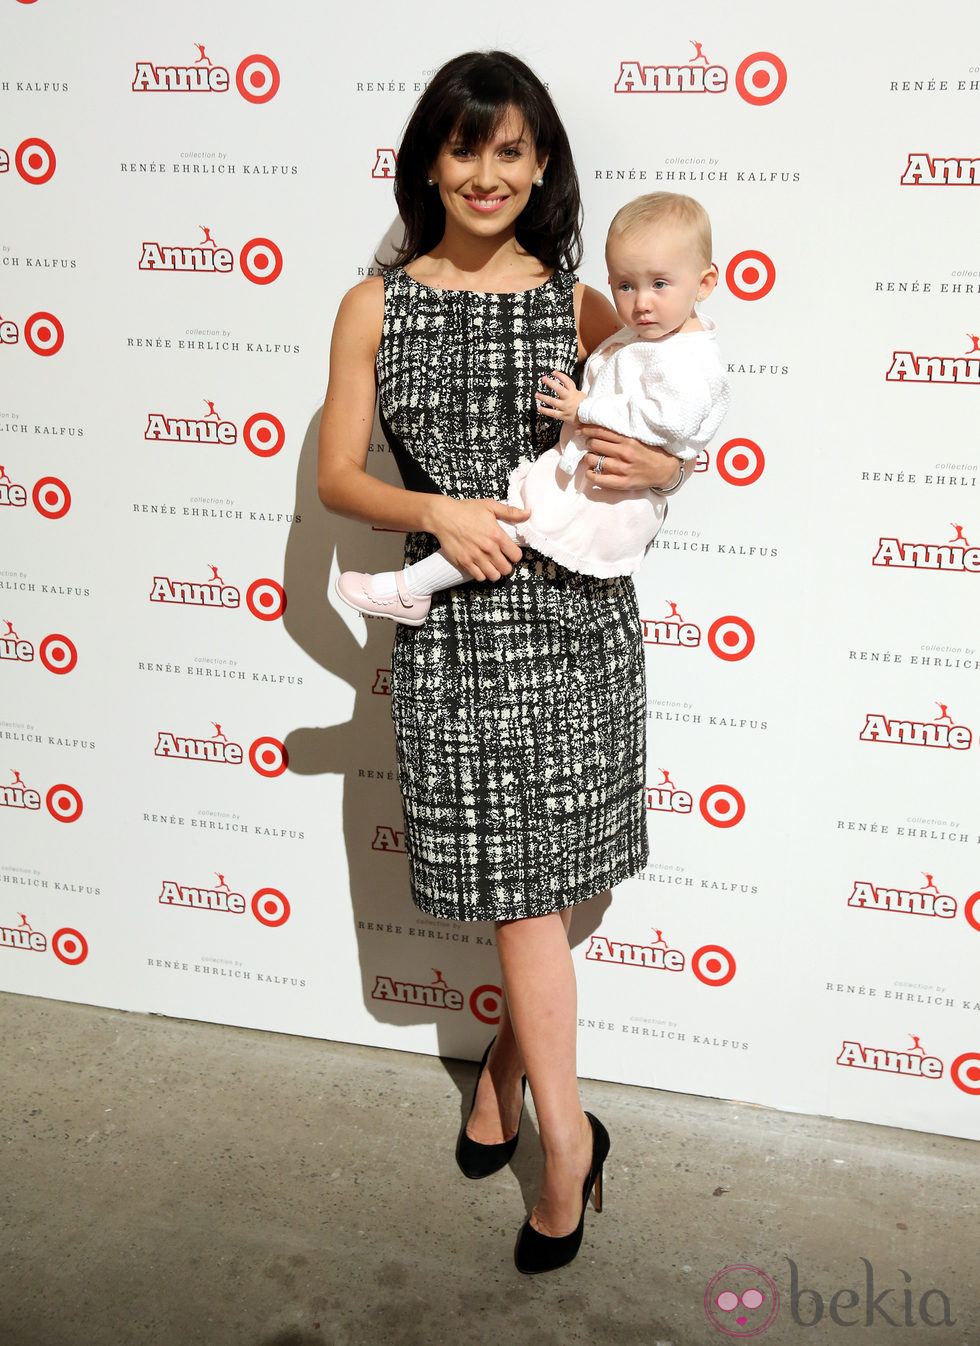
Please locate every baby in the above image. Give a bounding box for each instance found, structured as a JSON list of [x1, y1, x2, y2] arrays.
[[337, 191, 730, 625]]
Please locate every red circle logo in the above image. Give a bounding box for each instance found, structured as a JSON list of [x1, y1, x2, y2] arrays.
[[31, 475, 71, 519], [15, 137, 56, 185], [691, 945, 737, 988], [39, 633, 78, 675], [243, 412, 286, 458], [469, 984, 503, 1025], [246, 578, 286, 621], [239, 237, 283, 286], [699, 785, 746, 829], [707, 616, 756, 663], [950, 1052, 980, 1096], [965, 892, 980, 933], [45, 783, 83, 823], [236, 55, 280, 104], [23, 311, 64, 356], [734, 52, 788, 106], [717, 438, 766, 486], [704, 1263, 779, 1336], [248, 736, 289, 778], [251, 888, 291, 927], [725, 252, 776, 302], [52, 927, 89, 965]]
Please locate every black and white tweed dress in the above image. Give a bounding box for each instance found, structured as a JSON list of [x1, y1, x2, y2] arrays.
[[379, 266, 648, 923]]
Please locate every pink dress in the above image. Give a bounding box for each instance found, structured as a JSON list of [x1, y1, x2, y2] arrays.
[[508, 319, 730, 577]]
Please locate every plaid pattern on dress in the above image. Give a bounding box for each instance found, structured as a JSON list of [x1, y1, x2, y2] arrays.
[[380, 268, 648, 922]]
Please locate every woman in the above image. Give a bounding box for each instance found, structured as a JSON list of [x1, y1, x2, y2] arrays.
[[318, 51, 691, 1274]]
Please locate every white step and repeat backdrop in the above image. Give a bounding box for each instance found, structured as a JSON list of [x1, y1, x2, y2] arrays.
[[3, 0, 979, 1142]]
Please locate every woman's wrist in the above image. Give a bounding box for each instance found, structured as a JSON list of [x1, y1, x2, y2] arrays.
[[650, 462, 686, 497]]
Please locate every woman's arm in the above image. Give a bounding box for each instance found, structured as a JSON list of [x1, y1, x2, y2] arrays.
[[317, 277, 529, 581]]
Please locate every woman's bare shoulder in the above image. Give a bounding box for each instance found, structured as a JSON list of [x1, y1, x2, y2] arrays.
[[574, 282, 621, 357]]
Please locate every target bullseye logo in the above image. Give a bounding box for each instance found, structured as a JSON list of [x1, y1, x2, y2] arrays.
[[726, 251, 776, 302], [248, 736, 288, 778], [699, 784, 746, 829], [236, 55, 280, 104], [470, 983, 503, 1025], [31, 475, 71, 519], [965, 892, 980, 933], [45, 783, 83, 824], [246, 578, 286, 621], [52, 927, 89, 966], [243, 412, 285, 457], [691, 944, 737, 987], [708, 616, 755, 663], [39, 633, 78, 675], [735, 52, 787, 105], [950, 1051, 980, 1096], [15, 137, 56, 185], [251, 887, 290, 927], [717, 438, 766, 486], [23, 311, 65, 356], [239, 237, 283, 286]]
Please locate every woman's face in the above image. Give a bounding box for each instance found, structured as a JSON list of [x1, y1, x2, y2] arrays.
[[428, 104, 548, 244]]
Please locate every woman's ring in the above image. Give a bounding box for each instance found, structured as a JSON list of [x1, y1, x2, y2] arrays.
[[595, 455, 605, 475]]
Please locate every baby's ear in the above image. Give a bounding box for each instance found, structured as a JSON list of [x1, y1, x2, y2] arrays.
[[698, 264, 719, 300]]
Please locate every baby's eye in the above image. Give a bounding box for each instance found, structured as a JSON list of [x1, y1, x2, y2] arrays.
[[653, 280, 668, 289], [617, 282, 633, 292]]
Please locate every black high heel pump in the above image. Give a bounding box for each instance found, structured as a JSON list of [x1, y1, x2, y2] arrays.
[[455, 1038, 527, 1179], [514, 1112, 609, 1275]]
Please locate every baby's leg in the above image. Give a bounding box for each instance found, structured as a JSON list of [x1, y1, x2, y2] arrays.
[[336, 524, 521, 627]]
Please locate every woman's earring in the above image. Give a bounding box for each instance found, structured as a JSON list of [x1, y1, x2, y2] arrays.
[[534, 177, 544, 188], [427, 178, 436, 186]]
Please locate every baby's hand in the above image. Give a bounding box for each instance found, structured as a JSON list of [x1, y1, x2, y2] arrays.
[[535, 369, 585, 422]]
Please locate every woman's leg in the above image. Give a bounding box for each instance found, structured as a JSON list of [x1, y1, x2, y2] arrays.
[[493, 908, 593, 1237]]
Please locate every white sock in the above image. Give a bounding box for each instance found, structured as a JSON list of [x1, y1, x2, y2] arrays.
[[368, 524, 520, 599]]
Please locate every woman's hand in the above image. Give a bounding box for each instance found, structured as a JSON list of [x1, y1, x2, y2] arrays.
[[583, 427, 689, 493], [426, 497, 531, 582]]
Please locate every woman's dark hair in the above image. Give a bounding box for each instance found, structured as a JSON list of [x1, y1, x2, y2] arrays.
[[386, 51, 583, 272]]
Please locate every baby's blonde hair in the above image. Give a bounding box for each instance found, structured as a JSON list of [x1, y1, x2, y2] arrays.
[[607, 192, 713, 267]]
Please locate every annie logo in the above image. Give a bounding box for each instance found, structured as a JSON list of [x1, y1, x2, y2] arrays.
[[0, 621, 77, 674], [837, 1035, 942, 1079], [0, 136, 56, 184], [647, 769, 746, 829], [0, 309, 64, 356], [873, 524, 980, 571], [886, 334, 980, 384], [642, 601, 755, 661], [372, 967, 464, 1011], [615, 45, 786, 105], [154, 723, 288, 777], [0, 465, 71, 518], [372, 668, 392, 695], [158, 873, 291, 926], [586, 926, 737, 985], [373, 148, 397, 178], [372, 825, 406, 852], [901, 153, 979, 185], [859, 701, 973, 750], [1, 770, 83, 822], [848, 872, 957, 919], [132, 47, 280, 103], [149, 567, 286, 621], [144, 402, 285, 457], [139, 227, 283, 285], [0, 912, 88, 965]]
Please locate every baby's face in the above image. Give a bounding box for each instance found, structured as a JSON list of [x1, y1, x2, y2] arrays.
[[606, 223, 716, 341]]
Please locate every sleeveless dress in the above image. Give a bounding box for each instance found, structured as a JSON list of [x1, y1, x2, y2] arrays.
[[378, 266, 648, 923]]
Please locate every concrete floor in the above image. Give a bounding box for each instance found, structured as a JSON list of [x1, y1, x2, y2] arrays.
[[1, 994, 976, 1346]]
